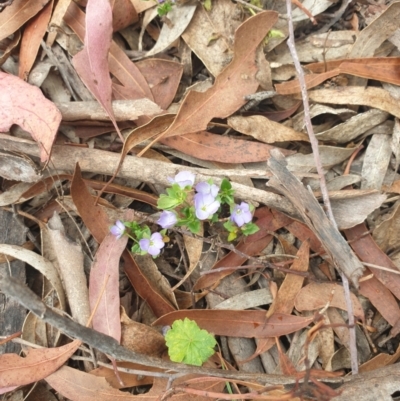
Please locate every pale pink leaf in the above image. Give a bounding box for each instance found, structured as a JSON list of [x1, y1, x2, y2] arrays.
[[73, 0, 122, 140], [0, 71, 61, 162], [89, 232, 128, 342]]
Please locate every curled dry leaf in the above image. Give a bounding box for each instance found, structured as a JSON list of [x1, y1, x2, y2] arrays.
[[228, 115, 310, 143], [0, 244, 65, 310], [0, 340, 80, 388], [0, 71, 61, 162], [153, 310, 315, 339], [0, 0, 51, 41], [47, 213, 90, 327], [120, 308, 166, 357], [294, 282, 365, 322]]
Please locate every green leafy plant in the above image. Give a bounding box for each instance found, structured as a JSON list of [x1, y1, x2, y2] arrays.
[[165, 318, 217, 366]]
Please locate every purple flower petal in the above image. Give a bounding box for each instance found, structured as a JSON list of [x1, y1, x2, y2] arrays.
[[139, 232, 165, 256], [195, 182, 219, 198], [194, 193, 220, 220], [157, 210, 177, 229], [230, 202, 252, 227], [171, 171, 195, 188], [110, 220, 125, 239]]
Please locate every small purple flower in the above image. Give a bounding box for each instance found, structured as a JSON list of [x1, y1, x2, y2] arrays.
[[195, 182, 219, 198], [139, 232, 165, 256], [230, 202, 252, 227], [168, 171, 195, 188], [194, 193, 220, 220], [110, 220, 126, 239], [157, 210, 177, 229]]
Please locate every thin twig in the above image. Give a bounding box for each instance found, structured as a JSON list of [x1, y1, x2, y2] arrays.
[[284, 0, 358, 375]]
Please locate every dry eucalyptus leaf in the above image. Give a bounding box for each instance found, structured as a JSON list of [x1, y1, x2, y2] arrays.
[[228, 115, 309, 144]]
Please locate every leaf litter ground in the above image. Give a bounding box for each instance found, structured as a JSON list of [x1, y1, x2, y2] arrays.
[[1, 0, 400, 400]]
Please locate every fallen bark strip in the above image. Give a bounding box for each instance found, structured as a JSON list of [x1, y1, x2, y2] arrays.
[[267, 153, 364, 288], [0, 134, 298, 218], [55, 99, 161, 121]]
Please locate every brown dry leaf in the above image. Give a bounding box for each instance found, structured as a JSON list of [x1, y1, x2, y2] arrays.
[[275, 58, 400, 95], [359, 343, 400, 373], [0, 0, 51, 41], [305, 87, 400, 119], [373, 200, 400, 254], [18, 0, 53, 80], [140, 10, 279, 151], [0, 340, 80, 387], [268, 240, 310, 317], [154, 310, 315, 339], [123, 251, 176, 318], [145, 4, 197, 58], [162, 131, 294, 163], [227, 115, 310, 143], [193, 207, 291, 291], [120, 308, 166, 357], [361, 133, 392, 190], [90, 362, 157, 389], [70, 163, 111, 243], [315, 109, 389, 144], [135, 59, 183, 109], [267, 153, 364, 287], [345, 224, 400, 304], [294, 282, 365, 322], [47, 366, 224, 401], [46, 0, 72, 47], [47, 213, 90, 327], [349, 2, 400, 58], [111, 0, 138, 32], [251, 240, 310, 359], [0, 244, 65, 311], [181, 0, 241, 77], [171, 225, 204, 292]]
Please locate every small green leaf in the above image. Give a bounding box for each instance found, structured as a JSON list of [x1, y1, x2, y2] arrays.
[[220, 178, 232, 191], [241, 222, 259, 236], [187, 219, 201, 234], [157, 2, 173, 16], [165, 318, 217, 366], [203, 0, 212, 11], [158, 194, 181, 210]]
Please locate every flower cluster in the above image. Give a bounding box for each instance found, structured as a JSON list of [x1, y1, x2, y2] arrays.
[[110, 171, 259, 257]]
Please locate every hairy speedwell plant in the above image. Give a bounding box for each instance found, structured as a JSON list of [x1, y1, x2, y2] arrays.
[[110, 171, 259, 257]]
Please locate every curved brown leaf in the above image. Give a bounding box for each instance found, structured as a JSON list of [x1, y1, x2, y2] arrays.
[[162, 131, 294, 163], [154, 310, 315, 338], [70, 163, 110, 243], [294, 282, 365, 322], [18, 0, 53, 80], [123, 250, 176, 318], [0, 0, 50, 41], [136, 11, 278, 156], [0, 340, 80, 387], [193, 208, 292, 290]]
